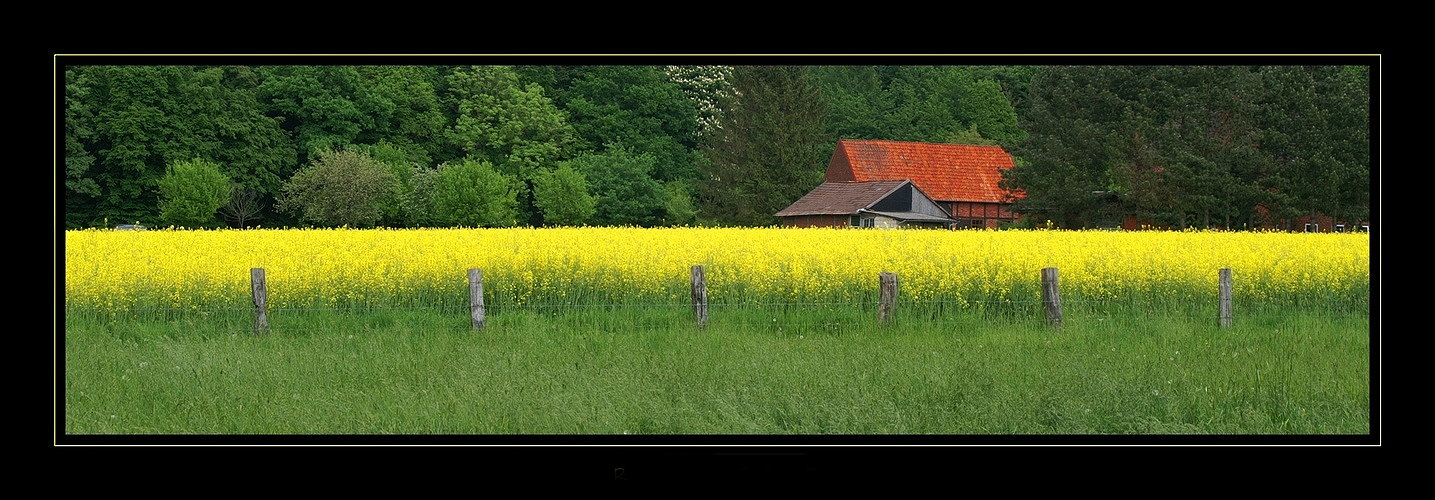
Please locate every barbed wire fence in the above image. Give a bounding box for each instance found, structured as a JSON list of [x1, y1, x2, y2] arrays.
[[63, 266, 1372, 337]]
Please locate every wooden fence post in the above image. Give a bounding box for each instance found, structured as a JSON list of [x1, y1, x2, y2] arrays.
[[1219, 268, 1233, 329], [251, 268, 268, 333], [691, 265, 708, 329], [469, 268, 486, 329], [878, 271, 898, 324], [1041, 267, 1062, 328]]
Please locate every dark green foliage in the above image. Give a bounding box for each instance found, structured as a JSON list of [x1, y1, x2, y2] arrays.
[[562, 147, 666, 226], [444, 66, 577, 181], [701, 66, 831, 225], [810, 66, 890, 141], [64, 69, 101, 227], [1142, 66, 1264, 229], [64, 63, 1365, 231], [57, 65, 777, 228], [660, 181, 698, 226], [443, 66, 578, 224], [1254, 66, 1370, 227], [64, 66, 294, 226], [251, 66, 446, 225], [431, 157, 520, 227], [513, 66, 708, 226], [277, 149, 398, 227], [257, 66, 378, 157], [355, 66, 447, 166], [885, 66, 967, 142], [156, 158, 231, 227], [255, 65, 445, 177], [531, 66, 702, 183], [969, 66, 1038, 113], [955, 77, 1026, 147], [531, 164, 596, 226], [1003, 67, 1130, 228], [1005, 65, 1369, 230], [811, 66, 1026, 147]]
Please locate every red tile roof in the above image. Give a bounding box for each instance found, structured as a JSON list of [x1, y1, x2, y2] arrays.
[[775, 180, 907, 217], [828, 139, 1018, 203]]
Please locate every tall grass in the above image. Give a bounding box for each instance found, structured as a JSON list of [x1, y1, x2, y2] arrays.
[[63, 309, 1369, 435]]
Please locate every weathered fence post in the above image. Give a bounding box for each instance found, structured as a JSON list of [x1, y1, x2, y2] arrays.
[[691, 265, 708, 329], [469, 268, 486, 329], [251, 267, 268, 333], [878, 271, 898, 324], [1041, 267, 1062, 328], [1219, 268, 1233, 329]]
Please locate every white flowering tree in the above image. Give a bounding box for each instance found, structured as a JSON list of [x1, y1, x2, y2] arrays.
[[664, 65, 735, 138]]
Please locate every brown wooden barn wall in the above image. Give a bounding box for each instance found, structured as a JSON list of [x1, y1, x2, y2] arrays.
[[945, 201, 1017, 228], [781, 215, 849, 228]]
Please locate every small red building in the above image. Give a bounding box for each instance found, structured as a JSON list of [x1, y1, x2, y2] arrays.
[[780, 139, 1021, 229]]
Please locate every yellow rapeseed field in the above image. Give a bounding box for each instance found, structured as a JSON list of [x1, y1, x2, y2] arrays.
[[63, 228, 1370, 312]]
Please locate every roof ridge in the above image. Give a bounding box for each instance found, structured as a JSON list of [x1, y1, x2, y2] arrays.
[[839, 138, 1009, 149]]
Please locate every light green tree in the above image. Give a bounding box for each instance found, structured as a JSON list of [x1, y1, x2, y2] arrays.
[[157, 158, 231, 227], [531, 164, 596, 226], [431, 157, 520, 227], [444, 66, 577, 180]]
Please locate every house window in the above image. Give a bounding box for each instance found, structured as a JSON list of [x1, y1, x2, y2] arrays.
[[1335, 224, 1345, 233], [849, 215, 860, 227], [861, 217, 875, 228], [1360, 225, 1370, 233], [1304, 223, 1319, 233]]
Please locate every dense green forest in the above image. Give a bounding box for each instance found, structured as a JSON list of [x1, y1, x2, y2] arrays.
[[61, 65, 1371, 229]]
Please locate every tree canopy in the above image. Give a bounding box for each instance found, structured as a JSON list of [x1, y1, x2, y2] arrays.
[[277, 148, 397, 228], [700, 66, 831, 226], [61, 63, 1371, 231], [156, 158, 231, 228], [1003, 65, 1370, 229]]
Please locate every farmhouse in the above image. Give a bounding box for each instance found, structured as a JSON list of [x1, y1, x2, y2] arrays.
[[777, 139, 1020, 229]]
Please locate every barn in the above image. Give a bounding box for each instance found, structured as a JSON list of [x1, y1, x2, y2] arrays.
[[775, 179, 956, 229], [778, 139, 1020, 228]]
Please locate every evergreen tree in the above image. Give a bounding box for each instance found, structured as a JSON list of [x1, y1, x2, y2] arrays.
[[700, 66, 830, 225]]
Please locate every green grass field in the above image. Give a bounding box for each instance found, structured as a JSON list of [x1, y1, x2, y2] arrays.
[[62, 307, 1369, 435]]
